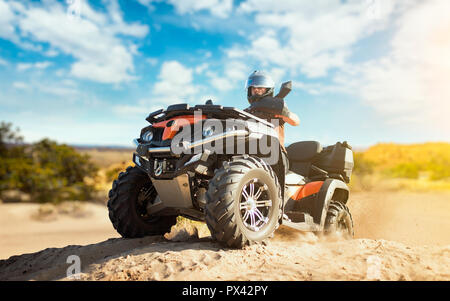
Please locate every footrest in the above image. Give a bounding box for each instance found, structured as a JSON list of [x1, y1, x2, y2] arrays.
[[282, 212, 321, 232], [284, 211, 314, 223], [281, 220, 321, 232]]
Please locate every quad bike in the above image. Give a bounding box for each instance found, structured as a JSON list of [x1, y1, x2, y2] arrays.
[[107, 82, 355, 248]]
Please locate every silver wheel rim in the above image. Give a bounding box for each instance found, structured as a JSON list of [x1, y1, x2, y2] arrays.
[[239, 178, 272, 232]]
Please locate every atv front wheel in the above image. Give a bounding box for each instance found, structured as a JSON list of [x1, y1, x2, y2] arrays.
[[324, 201, 354, 238], [205, 156, 282, 248], [107, 166, 177, 238]]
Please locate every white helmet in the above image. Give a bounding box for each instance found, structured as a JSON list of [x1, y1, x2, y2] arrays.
[[245, 70, 275, 104]]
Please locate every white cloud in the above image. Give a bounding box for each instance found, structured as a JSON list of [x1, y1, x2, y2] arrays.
[[136, 0, 153, 6], [208, 72, 234, 92], [140, 0, 217, 18], [0, 57, 8, 66], [60, 79, 77, 87], [195, 63, 209, 74], [12, 82, 28, 90], [268, 67, 287, 87], [167, 0, 233, 19], [146, 57, 158, 66], [0, 0, 16, 40], [11, 76, 80, 97], [1, 0, 149, 84], [113, 104, 152, 116], [152, 60, 199, 104], [302, 0, 449, 139], [224, 60, 248, 81], [230, 0, 448, 139], [155, 61, 193, 90], [205, 60, 249, 92], [347, 0, 450, 137], [113, 97, 165, 118], [105, 0, 150, 38], [16, 61, 52, 72], [16, 63, 31, 72], [238, 0, 316, 14], [136, 0, 160, 11], [231, 0, 399, 78], [37, 84, 79, 97], [44, 49, 59, 57], [5, 110, 142, 146], [293, 80, 347, 96], [238, 0, 398, 17], [114, 60, 216, 117]]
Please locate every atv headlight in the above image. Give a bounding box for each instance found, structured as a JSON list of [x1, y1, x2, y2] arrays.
[[142, 130, 153, 142], [202, 125, 215, 137]]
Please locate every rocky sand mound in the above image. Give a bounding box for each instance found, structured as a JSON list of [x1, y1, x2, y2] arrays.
[[1, 191, 449, 281], [0, 224, 448, 281]]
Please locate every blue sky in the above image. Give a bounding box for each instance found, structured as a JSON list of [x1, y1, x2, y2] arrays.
[[0, 0, 449, 148]]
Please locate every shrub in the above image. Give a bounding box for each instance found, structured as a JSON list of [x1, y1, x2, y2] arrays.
[[385, 163, 420, 179], [352, 152, 375, 175], [0, 121, 24, 156], [0, 122, 99, 203]]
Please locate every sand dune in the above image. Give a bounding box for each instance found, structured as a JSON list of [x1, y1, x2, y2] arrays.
[[0, 191, 449, 281]]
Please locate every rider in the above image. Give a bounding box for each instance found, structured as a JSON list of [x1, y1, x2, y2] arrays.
[[244, 70, 300, 174]]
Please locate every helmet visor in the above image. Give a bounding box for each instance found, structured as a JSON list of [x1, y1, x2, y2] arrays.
[[245, 75, 275, 89]]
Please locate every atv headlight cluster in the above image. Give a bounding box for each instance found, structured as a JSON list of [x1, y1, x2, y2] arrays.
[[142, 130, 153, 142]]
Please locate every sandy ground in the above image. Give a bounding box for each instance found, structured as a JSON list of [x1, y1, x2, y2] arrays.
[[349, 191, 450, 247], [0, 202, 120, 260], [0, 191, 449, 281]]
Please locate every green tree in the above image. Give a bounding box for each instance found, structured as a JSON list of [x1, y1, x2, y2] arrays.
[[0, 121, 24, 156], [353, 152, 374, 175], [0, 122, 28, 192], [1, 121, 99, 203]]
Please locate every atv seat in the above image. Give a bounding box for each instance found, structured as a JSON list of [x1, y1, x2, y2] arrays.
[[286, 141, 322, 177], [286, 141, 322, 162]]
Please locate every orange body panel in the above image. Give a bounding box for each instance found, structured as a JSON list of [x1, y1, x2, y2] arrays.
[[152, 115, 206, 141], [291, 181, 324, 201]]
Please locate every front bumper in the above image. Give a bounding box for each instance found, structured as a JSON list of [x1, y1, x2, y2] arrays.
[[133, 150, 212, 179]]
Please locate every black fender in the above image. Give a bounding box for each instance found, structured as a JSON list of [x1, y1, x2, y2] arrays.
[[313, 178, 349, 229]]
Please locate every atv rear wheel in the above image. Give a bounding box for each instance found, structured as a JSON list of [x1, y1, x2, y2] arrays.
[[205, 156, 282, 248], [107, 166, 177, 238], [324, 201, 354, 238]]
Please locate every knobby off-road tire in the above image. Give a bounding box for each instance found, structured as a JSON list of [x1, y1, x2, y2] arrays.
[[205, 155, 282, 248], [107, 166, 177, 238], [324, 201, 354, 238]]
